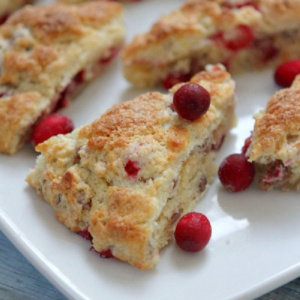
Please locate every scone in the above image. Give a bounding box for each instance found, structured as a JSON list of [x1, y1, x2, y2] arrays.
[[58, 0, 141, 3], [0, 0, 35, 24], [247, 75, 300, 191], [27, 65, 236, 270], [0, 2, 125, 154], [122, 0, 300, 87], [58, 0, 91, 3]]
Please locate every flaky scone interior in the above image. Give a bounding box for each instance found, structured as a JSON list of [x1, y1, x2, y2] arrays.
[[248, 76, 300, 191], [27, 65, 236, 270], [0, 2, 125, 154], [122, 0, 300, 87]]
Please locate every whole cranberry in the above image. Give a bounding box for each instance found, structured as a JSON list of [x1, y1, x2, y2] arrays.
[[173, 83, 211, 121], [218, 153, 255, 192], [274, 60, 300, 87], [31, 113, 74, 146], [175, 212, 212, 252]]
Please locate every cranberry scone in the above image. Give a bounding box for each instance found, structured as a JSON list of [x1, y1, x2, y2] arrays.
[[247, 75, 300, 191], [0, 0, 35, 24], [0, 2, 125, 154], [26, 65, 236, 270], [58, 0, 141, 3], [122, 0, 300, 87]]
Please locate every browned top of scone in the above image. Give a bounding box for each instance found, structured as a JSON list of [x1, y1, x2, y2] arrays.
[[0, 1, 124, 154], [0, 1, 122, 87], [3, 2, 122, 43], [122, 0, 300, 61], [29, 65, 235, 270], [249, 76, 300, 163]]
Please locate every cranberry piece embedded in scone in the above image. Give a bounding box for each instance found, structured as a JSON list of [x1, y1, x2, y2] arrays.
[[78, 227, 93, 242], [274, 59, 300, 87], [241, 135, 252, 156], [223, 0, 259, 10], [0, 13, 9, 25], [254, 38, 279, 62], [223, 25, 254, 51], [99, 249, 114, 258], [212, 25, 254, 51], [173, 83, 211, 121], [31, 113, 74, 146], [162, 72, 191, 89], [262, 160, 288, 185], [99, 47, 120, 64], [174, 212, 212, 252], [125, 160, 140, 177], [218, 153, 255, 192]]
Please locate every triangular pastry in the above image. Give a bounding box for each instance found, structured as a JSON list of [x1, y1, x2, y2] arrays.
[[0, 2, 125, 154], [248, 76, 300, 191], [27, 65, 236, 269], [122, 0, 300, 87]]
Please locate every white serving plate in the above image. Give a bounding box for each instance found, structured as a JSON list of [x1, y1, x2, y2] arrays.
[[1, 1, 300, 300]]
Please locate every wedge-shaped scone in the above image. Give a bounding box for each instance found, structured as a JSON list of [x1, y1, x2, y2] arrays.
[[0, 2, 125, 154], [122, 0, 300, 87], [0, 0, 35, 24], [248, 76, 300, 191], [58, 0, 141, 3], [27, 65, 236, 269], [58, 0, 92, 3]]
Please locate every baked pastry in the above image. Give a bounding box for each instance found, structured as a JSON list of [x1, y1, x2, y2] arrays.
[[247, 75, 300, 191], [0, 0, 35, 24], [0, 1, 125, 154], [58, 0, 90, 3], [26, 65, 236, 270], [122, 0, 300, 87], [57, 0, 141, 3]]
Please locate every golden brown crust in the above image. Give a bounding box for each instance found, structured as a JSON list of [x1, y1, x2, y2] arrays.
[[0, 1, 125, 154], [27, 65, 236, 269], [0, 92, 43, 153], [122, 0, 300, 87], [249, 76, 300, 163], [248, 75, 300, 191]]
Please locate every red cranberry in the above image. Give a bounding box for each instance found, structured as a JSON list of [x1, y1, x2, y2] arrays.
[[125, 160, 140, 177], [0, 13, 9, 25], [53, 70, 86, 111], [78, 227, 93, 242], [262, 160, 288, 185], [174, 212, 212, 252], [213, 25, 254, 51], [99, 249, 114, 258], [223, 0, 258, 9], [218, 153, 255, 192], [31, 113, 74, 146], [224, 25, 254, 51], [162, 72, 190, 89], [99, 47, 119, 64], [241, 135, 252, 156], [173, 83, 211, 121], [254, 38, 279, 62], [274, 59, 300, 87]]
